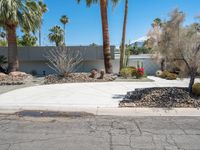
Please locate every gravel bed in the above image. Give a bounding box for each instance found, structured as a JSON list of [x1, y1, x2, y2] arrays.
[[0, 77, 44, 94], [44, 73, 116, 84], [120, 87, 200, 108]]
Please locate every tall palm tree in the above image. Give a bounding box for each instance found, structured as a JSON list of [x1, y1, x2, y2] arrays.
[[76, 0, 120, 74], [38, 0, 48, 46], [48, 26, 64, 46], [0, 0, 42, 72], [60, 15, 69, 46], [152, 18, 162, 28], [152, 18, 165, 71], [119, 0, 128, 71]]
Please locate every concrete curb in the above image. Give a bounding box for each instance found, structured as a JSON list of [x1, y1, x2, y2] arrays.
[[0, 106, 200, 116]]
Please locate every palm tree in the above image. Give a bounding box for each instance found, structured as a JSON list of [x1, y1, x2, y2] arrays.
[[60, 15, 69, 46], [152, 18, 162, 28], [0, 0, 42, 72], [76, 0, 120, 73], [38, 0, 48, 46], [48, 26, 64, 46], [119, 0, 128, 71], [152, 18, 165, 71]]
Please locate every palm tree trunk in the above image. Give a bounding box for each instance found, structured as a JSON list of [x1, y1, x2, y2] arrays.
[[7, 26, 19, 73], [39, 28, 42, 46], [100, 0, 113, 74], [120, 0, 128, 71], [64, 24, 66, 46]]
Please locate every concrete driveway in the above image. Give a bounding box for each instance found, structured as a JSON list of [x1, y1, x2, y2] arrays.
[[0, 77, 199, 111]]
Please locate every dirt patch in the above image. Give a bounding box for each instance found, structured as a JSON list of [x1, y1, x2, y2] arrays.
[[120, 87, 200, 108]]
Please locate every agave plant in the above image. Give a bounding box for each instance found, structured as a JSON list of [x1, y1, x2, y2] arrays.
[[0, 55, 7, 73], [0, 56, 7, 66]]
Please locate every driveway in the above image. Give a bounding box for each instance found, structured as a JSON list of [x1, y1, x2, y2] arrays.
[[0, 77, 199, 111], [0, 115, 200, 150]]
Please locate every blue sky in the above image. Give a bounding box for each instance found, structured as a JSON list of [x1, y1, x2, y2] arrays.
[[33, 0, 200, 46]]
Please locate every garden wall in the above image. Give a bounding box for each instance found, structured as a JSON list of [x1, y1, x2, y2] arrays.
[[0, 46, 160, 75]]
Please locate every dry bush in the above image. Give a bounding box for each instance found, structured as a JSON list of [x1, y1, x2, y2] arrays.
[[45, 47, 82, 76], [149, 9, 200, 93]]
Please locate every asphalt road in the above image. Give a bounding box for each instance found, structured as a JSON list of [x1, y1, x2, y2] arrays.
[[0, 115, 200, 150]]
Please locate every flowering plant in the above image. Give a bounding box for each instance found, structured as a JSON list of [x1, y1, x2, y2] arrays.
[[136, 68, 144, 78]]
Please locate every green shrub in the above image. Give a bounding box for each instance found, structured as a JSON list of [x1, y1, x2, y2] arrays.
[[120, 67, 137, 78], [159, 71, 177, 80], [192, 83, 200, 96]]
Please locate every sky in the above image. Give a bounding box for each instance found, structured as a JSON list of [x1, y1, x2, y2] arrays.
[[30, 0, 200, 46]]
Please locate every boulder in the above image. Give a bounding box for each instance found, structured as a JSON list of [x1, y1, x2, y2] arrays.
[[89, 70, 98, 78], [98, 70, 105, 79], [9, 71, 27, 77], [0, 73, 7, 78]]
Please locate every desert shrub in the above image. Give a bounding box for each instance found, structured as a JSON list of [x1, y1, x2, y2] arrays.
[[159, 71, 177, 80], [45, 47, 82, 77], [192, 83, 200, 96], [159, 71, 170, 78], [0, 55, 7, 66], [120, 67, 136, 78], [166, 73, 177, 80]]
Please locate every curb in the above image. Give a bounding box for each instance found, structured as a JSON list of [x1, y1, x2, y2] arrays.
[[0, 106, 200, 116]]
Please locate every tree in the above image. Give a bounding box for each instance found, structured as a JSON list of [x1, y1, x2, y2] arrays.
[[48, 26, 64, 46], [60, 15, 69, 46], [0, 0, 42, 72], [76, 0, 120, 73], [147, 18, 164, 70], [119, 0, 128, 71], [150, 9, 200, 94], [18, 33, 38, 47], [152, 18, 162, 28], [38, 0, 48, 46]]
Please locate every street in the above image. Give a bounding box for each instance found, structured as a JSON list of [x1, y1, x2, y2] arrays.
[[0, 115, 200, 150]]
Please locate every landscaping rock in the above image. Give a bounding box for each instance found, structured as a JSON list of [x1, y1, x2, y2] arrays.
[[0, 73, 7, 78], [44, 73, 116, 84], [0, 72, 32, 86], [9, 71, 27, 77], [89, 70, 98, 78], [98, 70, 105, 79], [120, 87, 200, 108]]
